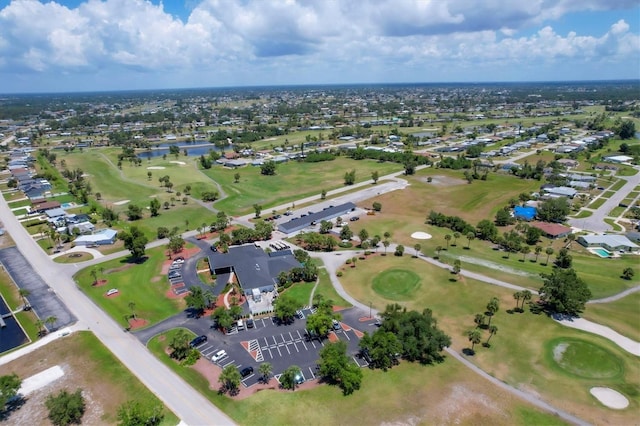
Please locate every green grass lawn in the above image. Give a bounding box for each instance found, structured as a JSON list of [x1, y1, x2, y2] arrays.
[[609, 206, 626, 217], [583, 292, 640, 342], [281, 282, 314, 307], [588, 198, 607, 209], [0, 268, 39, 343], [204, 157, 403, 216], [312, 265, 351, 308], [611, 179, 627, 191], [148, 329, 565, 426], [338, 255, 640, 425], [7, 198, 32, 208], [604, 218, 624, 231], [571, 210, 593, 219], [616, 166, 638, 177], [74, 246, 186, 327], [372, 268, 421, 300]]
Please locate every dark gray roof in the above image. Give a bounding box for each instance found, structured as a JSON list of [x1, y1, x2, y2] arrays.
[[278, 202, 356, 234], [209, 245, 300, 290]]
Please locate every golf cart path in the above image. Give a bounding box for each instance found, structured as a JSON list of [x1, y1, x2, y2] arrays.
[[311, 250, 592, 426], [554, 316, 640, 356], [588, 285, 640, 304]]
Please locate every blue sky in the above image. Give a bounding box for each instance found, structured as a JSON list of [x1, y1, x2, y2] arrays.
[[0, 0, 638, 93]]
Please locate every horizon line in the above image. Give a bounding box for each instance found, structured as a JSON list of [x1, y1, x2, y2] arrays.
[[1, 78, 639, 97]]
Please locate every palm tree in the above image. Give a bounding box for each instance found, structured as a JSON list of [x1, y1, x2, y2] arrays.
[[128, 301, 137, 320], [466, 232, 475, 249], [382, 240, 390, 255], [18, 288, 31, 307], [485, 325, 498, 346], [486, 297, 499, 327], [520, 245, 531, 262], [444, 234, 451, 249], [534, 246, 543, 262], [468, 329, 482, 353], [452, 259, 461, 276], [90, 268, 98, 285], [566, 233, 576, 248], [520, 290, 532, 310], [35, 319, 45, 336], [513, 291, 522, 310], [545, 247, 554, 265], [258, 362, 273, 384], [45, 315, 57, 331], [474, 313, 486, 328], [452, 232, 460, 246], [435, 245, 443, 258], [414, 243, 421, 257]]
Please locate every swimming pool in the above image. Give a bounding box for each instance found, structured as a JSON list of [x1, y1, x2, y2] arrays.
[[592, 248, 611, 258], [61, 202, 73, 209]]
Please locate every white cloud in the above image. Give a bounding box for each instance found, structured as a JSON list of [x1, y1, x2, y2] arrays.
[[0, 0, 637, 91]]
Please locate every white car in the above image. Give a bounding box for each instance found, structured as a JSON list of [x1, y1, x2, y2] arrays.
[[106, 288, 119, 296], [211, 350, 227, 362]]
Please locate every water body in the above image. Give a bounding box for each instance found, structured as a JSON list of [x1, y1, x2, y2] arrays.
[[0, 296, 28, 353], [138, 145, 221, 159]]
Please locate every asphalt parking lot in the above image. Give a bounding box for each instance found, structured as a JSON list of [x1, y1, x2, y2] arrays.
[[186, 307, 378, 388]]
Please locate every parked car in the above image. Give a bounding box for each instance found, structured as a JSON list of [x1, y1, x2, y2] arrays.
[[211, 349, 227, 362], [189, 335, 207, 347], [294, 372, 305, 385], [332, 319, 341, 330], [239, 366, 254, 378], [106, 288, 119, 296], [350, 216, 360, 221], [246, 318, 254, 328], [172, 257, 185, 263], [360, 348, 372, 364], [210, 245, 218, 252], [168, 271, 181, 279]]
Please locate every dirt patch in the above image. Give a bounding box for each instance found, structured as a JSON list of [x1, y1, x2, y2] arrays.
[[128, 318, 149, 330], [423, 175, 467, 187], [104, 264, 135, 274], [150, 276, 162, 283], [91, 279, 108, 287]]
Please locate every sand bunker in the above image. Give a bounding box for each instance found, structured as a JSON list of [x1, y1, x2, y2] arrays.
[[411, 231, 433, 240], [170, 161, 186, 165], [113, 200, 130, 205], [146, 166, 165, 170], [590, 387, 629, 409]]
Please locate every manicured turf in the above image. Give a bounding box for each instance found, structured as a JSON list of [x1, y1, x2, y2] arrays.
[[609, 206, 626, 217], [281, 282, 315, 307], [547, 337, 623, 379], [74, 246, 186, 327], [583, 293, 640, 341], [372, 268, 421, 300], [53, 252, 94, 263], [588, 198, 607, 209], [571, 210, 593, 219], [312, 266, 351, 308], [203, 157, 403, 216], [339, 255, 640, 424]]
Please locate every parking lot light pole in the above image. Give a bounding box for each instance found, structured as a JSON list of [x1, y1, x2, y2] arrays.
[[369, 301, 372, 319]]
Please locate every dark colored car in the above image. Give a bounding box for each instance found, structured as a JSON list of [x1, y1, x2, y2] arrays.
[[350, 216, 360, 221], [240, 366, 254, 378], [210, 245, 218, 252], [246, 318, 254, 328], [189, 335, 207, 348]]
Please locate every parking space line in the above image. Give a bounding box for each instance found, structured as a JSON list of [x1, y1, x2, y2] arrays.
[[261, 318, 268, 327], [307, 366, 315, 379], [300, 339, 308, 350], [284, 343, 291, 354], [276, 345, 282, 356]]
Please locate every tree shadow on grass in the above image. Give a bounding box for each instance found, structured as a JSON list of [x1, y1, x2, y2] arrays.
[[462, 348, 475, 356], [0, 396, 26, 421]]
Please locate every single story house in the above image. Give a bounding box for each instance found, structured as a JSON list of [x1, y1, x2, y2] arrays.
[[45, 208, 66, 219], [530, 222, 572, 239], [208, 245, 301, 295], [31, 200, 61, 213], [68, 221, 95, 235], [74, 229, 118, 246], [577, 234, 640, 253], [544, 186, 577, 198]]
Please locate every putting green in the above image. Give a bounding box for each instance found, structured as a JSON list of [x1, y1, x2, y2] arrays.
[[548, 337, 623, 379], [372, 268, 421, 301]]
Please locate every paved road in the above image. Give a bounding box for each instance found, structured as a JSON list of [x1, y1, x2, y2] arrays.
[[0, 197, 235, 425], [568, 166, 640, 232]]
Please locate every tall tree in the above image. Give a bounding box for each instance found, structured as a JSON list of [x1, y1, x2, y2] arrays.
[[280, 365, 302, 390], [485, 297, 499, 327], [318, 341, 363, 395], [118, 227, 148, 259], [545, 247, 554, 265], [371, 170, 379, 184], [539, 268, 591, 316], [468, 329, 482, 353], [520, 290, 533, 310], [444, 234, 451, 249], [485, 325, 498, 346]]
